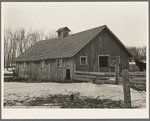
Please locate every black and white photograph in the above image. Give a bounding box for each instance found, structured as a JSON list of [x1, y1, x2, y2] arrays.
[[1, 2, 149, 119]]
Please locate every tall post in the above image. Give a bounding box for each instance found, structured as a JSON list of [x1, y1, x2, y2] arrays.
[[115, 61, 119, 84], [73, 64, 76, 80], [122, 70, 131, 108]]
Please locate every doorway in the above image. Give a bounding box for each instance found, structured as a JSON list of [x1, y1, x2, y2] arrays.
[[98, 55, 109, 72], [66, 69, 70, 80]]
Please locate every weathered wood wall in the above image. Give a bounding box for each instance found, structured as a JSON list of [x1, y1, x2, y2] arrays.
[[16, 58, 74, 82], [73, 28, 130, 72]]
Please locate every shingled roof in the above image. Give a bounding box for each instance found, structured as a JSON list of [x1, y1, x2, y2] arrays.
[[16, 25, 132, 62]]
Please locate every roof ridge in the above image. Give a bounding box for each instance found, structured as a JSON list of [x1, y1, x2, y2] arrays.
[[31, 25, 106, 42], [67, 25, 106, 37]]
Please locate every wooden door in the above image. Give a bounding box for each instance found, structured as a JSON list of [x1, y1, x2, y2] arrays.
[[108, 56, 120, 72]]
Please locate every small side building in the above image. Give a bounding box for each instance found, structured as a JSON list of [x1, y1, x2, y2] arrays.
[[15, 25, 132, 82]]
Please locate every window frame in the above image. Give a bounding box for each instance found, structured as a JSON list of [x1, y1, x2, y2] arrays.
[[58, 59, 63, 67], [41, 61, 45, 69], [80, 56, 88, 65], [98, 55, 110, 67]]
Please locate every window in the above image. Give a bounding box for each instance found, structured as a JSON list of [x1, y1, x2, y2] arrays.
[[80, 56, 87, 65], [58, 59, 62, 67], [41, 61, 45, 68], [58, 32, 61, 37], [23, 62, 26, 68], [31, 62, 34, 68], [99, 56, 108, 67]]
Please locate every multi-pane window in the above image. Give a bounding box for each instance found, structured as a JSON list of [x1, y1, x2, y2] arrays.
[[41, 61, 45, 68], [99, 56, 108, 67], [58, 59, 62, 67], [80, 56, 87, 65]]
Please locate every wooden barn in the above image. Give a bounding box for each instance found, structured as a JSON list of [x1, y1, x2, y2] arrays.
[[15, 25, 132, 82]]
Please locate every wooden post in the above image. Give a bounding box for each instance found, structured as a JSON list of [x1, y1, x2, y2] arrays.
[[115, 63, 119, 84], [122, 70, 131, 108], [72, 64, 76, 80]]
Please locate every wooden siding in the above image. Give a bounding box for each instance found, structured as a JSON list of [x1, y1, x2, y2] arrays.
[[73, 28, 129, 72], [16, 58, 74, 82]]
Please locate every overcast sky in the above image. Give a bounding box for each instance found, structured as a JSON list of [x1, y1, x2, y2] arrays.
[[2, 2, 148, 47]]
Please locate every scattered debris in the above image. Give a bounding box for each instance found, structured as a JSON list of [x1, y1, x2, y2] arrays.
[[4, 94, 126, 108]]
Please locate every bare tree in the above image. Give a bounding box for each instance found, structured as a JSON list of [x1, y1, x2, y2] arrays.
[[4, 27, 59, 70], [45, 30, 57, 40], [16, 28, 27, 55], [4, 30, 17, 70], [127, 46, 146, 61], [16, 28, 44, 56], [140, 46, 146, 61], [4, 33, 9, 70]]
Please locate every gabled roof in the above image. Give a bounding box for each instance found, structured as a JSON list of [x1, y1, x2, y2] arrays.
[[16, 25, 132, 62], [56, 27, 71, 32]]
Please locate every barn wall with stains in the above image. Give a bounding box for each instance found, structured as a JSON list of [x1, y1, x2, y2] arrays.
[[16, 58, 74, 81], [73, 28, 130, 72]]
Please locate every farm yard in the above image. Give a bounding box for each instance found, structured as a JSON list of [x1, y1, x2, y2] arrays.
[[3, 23, 147, 109], [4, 68, 146, 109], [2, 2, 148, 120]]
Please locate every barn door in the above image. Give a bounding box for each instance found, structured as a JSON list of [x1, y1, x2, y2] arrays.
[[108, 56, 120, 72]]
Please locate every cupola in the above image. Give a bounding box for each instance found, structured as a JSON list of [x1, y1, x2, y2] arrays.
[[56, 27, 71, 38]]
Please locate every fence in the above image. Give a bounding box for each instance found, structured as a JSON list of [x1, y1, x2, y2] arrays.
[[73, 71, 117, 82], [73, 68, 146, 108], [73, 67, 120, 84]]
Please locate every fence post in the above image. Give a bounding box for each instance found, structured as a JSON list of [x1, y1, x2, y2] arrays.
[[122, 70, 131, 108], [115, 63, 119, 84]]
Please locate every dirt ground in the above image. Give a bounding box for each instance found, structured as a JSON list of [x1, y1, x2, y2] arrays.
[[4, 82, 146, 108]]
